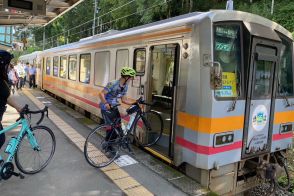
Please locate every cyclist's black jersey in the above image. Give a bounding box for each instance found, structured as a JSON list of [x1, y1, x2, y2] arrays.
[[0, 80, 10, 118]]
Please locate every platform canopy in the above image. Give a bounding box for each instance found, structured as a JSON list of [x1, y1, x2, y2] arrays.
[[0, 0, 84, 26]]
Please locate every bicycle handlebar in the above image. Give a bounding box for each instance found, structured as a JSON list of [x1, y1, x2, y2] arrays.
[[16, 104, 49, 125]]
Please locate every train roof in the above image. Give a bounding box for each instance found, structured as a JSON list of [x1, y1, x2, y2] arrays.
[[44, 10, 292, 53]]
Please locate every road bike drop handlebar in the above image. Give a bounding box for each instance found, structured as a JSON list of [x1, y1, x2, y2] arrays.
[[16, 104, 49, 125], [109, 97, 153, 110]]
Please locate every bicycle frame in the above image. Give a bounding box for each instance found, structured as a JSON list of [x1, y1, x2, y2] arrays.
[[0, 118, 39, 163]]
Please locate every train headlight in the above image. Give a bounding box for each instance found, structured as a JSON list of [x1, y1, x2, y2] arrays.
[[214, 132, 234, 147], [279, 123, 293, 134]]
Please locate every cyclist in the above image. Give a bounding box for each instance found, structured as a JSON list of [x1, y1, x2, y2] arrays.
[[0, 50, 23, 163], [98, 66, 136, 157]]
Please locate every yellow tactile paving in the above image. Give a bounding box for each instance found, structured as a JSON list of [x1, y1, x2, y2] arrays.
[[114, 177, 140, 190], [22, 89, 154, 196], [104, 169, 129, 180], [124, 185, 154, 196]]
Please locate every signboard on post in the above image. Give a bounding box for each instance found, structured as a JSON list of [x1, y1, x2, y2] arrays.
[[3, 0, 46, 15]]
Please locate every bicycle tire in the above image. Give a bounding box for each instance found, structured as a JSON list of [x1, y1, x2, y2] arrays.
[[134, 110, 163, 147], [84, 124, 119, 168], [15, 125, 56, 174]]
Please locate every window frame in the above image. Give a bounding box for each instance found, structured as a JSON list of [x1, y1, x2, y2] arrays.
[[79, 53, 91, 84], [68, 55, 77, 81], [59, 55, 67, 79], [45, 57, 51, 76], [133, 48, 146, 76], [94, 51, 110, 87], [276, 33, 294, 98], [213, 22, 245, 101], [53, 56, 59, 77], [115, 49, 129, 79]]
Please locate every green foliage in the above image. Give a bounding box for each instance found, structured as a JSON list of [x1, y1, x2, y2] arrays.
[[29, 0, 294, 50], [278, 175, 294, 192]]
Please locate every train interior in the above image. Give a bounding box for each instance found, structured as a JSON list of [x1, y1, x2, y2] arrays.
[[147, 44, 179, 157]]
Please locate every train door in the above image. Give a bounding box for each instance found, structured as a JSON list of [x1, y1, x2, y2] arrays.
[[242, 38, 281, 158], [41, 57, 45, 89], [146, 43, 180, 157]]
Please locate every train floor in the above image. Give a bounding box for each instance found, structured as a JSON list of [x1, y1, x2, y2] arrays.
[[0, 87, 208, 196]]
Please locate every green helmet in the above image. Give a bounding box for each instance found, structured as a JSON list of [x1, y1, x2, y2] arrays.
[[121, 66, 136, 77]]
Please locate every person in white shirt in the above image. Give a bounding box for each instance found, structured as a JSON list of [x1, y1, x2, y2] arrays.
[[15, 62, 26, 89]]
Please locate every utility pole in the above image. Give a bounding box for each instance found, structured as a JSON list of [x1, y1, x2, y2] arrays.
[[271, 0, 274, 15], [226, 0, 234, 10], [42, 26, 45, 51], [92, 0, 98, 36]]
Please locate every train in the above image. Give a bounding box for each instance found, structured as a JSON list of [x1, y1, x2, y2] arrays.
[[19, 10, 294, 195]]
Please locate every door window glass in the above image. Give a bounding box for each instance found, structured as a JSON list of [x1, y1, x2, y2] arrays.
[[134, 49, 146, 75], [53, 56, 59, 77], [214, 24, 242, 98], [278, 36, 293, 96], [68, 55, 77, 81], [253, 60, 274, 98], [60, 56, 67, 78], [94, 51, 110, 86], [116, 49, 129, 79], [79, 54, 91, 84], [46, 57, 51, 75]]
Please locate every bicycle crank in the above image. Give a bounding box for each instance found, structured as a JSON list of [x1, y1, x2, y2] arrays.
[[0, 162, 25, 180]]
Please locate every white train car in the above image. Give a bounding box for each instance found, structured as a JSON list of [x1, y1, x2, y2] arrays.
[[22, 10, 294, 195]]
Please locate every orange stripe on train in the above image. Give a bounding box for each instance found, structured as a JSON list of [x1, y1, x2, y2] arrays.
[[178, 111, 294, 134], [177, 112, 244, 134]]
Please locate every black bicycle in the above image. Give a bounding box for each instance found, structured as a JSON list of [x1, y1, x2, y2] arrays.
[[84, 97, 163, 168]]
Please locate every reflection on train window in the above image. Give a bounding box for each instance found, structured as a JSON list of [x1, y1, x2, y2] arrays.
[[116, 49, 129, 79], [68, 55, 77, 81], [46, 57, 51, 75], [134, 49, 146, 75], [80, 54, 91, 84], [214, 24, 242, 98], [95, 51, 110, 86], [53, 56, 59, 77], [278, 36, 293, 96], [253, 60, 274, 98], [60, 56, 67, 79]]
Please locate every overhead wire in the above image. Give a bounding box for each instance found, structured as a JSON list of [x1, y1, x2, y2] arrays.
[[39, 0, 172, 48]]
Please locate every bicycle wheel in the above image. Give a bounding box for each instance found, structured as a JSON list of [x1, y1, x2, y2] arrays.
[[134, 110, 163, 147], [84, 124, 119, 168], [15, 125, 56, 174]]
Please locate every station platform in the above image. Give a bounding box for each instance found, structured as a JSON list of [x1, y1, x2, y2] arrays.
[[0, 87, 208, 196]]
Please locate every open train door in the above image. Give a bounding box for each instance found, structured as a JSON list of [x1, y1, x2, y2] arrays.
[[242, 36, 281, 158], [144, 43, 180, 159]]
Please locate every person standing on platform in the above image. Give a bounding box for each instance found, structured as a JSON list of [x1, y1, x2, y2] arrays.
[[28, 64, 37, 88], [0, 50, 23, 164], [23, 62, 29, 87], [15, 62, 25, 89]]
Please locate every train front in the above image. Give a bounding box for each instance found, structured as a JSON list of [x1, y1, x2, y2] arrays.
[[177, 11, 294, 195]]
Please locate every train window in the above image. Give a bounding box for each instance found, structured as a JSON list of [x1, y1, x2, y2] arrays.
[[80, 53, 91, 84], [46, 57, 51, 75], [278, 36, 293, 96], [94, 51, 110, 86], [214, 24, 242, 99], [60, 56, 67, 79], [53, 56, 59, 77], [252, 60, 274, 98], [68, 55, 77, 81], [116, 49, 129, 79], [134, 49, 146, 75]]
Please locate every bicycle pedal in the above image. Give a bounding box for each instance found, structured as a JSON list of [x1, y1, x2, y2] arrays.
[[19, 173, 25, 179]]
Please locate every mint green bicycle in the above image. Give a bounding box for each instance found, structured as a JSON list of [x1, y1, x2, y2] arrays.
[[0, 105, 56, 180]]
